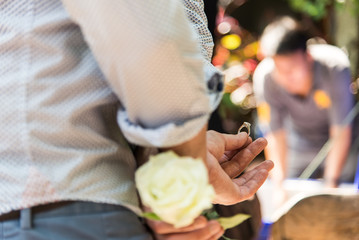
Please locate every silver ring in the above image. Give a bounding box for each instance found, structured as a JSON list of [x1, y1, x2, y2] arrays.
[[238, 122, 251, 135]]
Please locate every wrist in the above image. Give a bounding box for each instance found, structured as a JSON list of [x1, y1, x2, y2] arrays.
[[324, 177, 339, 188], [161, 124, 208, 163]]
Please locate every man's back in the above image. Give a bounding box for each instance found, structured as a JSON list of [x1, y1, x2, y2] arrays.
[[0, 0, 138, 215]]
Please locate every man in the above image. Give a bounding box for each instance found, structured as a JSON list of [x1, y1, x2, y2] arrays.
[[0, 0, 273, 239], [253, 17, 354, 203]]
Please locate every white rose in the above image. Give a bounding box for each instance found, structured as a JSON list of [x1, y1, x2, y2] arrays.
[[135, 151, 215, 228]]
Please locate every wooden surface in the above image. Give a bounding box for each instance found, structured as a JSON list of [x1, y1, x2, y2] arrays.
[[271, 193, 359, 240]]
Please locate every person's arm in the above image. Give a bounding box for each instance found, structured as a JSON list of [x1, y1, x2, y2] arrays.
[[161, 124, 208, 166], [324, 52, 353, 187], [324, 125, 352, 187], [253, 62, 289, 206], [265, 129, 287, 187], [61, 0, 272, 235], [62, 0, 216, 149], [264, 129, 288, 207], [253, 61, 288, 187]]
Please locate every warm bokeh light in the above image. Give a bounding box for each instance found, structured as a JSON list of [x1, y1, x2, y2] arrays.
[[224, 65, 249, 86], [230, 82, 252, 105], [243, 41, 259, 58], [220, 34, 242, 50], [217, 21, 231, 35], [212, 45, 230, 66]]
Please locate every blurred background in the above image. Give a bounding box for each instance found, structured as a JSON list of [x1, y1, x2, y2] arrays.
[[205, 0, 359, 135], [204, 1, 359, 239]]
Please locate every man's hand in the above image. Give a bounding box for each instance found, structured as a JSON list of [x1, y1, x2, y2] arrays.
[[206, 131, 274, 205], [146, 216, 224, 240], [144, 130, 272, 238], [161, 126, 273, 205]]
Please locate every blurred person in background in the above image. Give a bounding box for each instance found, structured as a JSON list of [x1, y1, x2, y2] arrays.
[[253, 16, 355, 205], [0, 0, 273, 240]]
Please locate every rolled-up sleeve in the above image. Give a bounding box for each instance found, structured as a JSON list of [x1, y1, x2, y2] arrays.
[[62, 0, 222, 147]]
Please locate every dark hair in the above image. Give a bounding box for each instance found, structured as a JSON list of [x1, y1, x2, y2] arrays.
[[260, 16, 311, 57], [275, 30, 309, 55]]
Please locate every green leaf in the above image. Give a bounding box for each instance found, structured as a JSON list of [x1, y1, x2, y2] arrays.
[[142, 212, 161, 221], [217, 214, 251, 230]]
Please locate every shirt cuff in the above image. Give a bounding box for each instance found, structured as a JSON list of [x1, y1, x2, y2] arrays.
[[118, 63, 223, 148], [118, 65, 223, 148], [117, 109, 210, 148]]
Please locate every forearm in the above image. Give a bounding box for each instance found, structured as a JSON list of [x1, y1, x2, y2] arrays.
[[161, 124, 208, 165], [265, 130, 287, 186], [324, 126, 352, 186]]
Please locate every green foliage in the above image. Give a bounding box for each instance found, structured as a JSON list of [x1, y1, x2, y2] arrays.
[[203, 208, 220, 220], [287, 0, 330, 19], [203, 209, 251, 240], [287, 0, 359, 19], [142, 212, 161, 221], [352, 0, 359, 15], [217, 214, 251, 230]]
